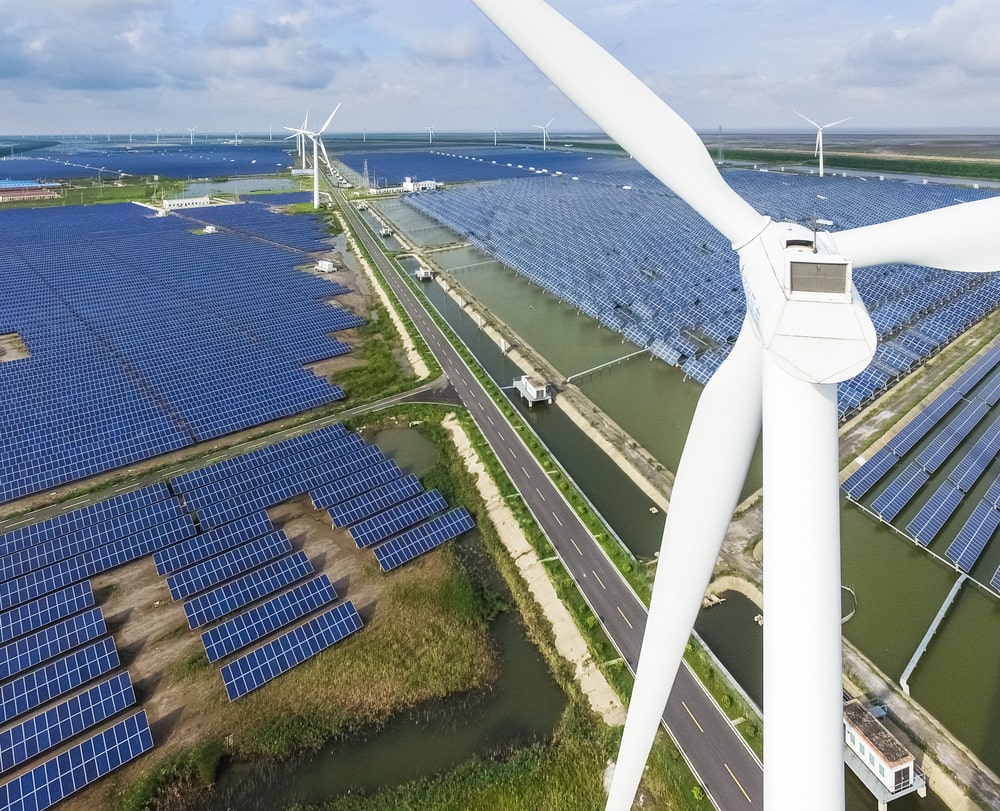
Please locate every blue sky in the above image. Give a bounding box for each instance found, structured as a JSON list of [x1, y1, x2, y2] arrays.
[[1, 0, 998, 136]]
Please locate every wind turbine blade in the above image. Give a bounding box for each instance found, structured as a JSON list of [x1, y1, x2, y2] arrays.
[[761, 357, 844, 809], [545, 117, 553, 127], [823, 117, 851, 129], [473, 0, 766, 247], [607, 319, 762, 809], [319, 103, 342, 135], [319, 138, 333, 171], [828, 195, 1000, 273], [795, 110, 820, 129]]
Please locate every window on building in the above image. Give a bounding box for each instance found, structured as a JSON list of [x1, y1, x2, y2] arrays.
[[869, 753, 875, 767], [849, 731, 856, 745], [879, 764, 885, 777], [859, 743, 865, 756]]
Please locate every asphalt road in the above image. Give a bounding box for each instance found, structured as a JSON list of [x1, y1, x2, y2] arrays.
[[338, 191, 764, 809]]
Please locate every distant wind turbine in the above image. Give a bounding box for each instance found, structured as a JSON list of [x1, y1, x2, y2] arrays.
[[426, 124, 435, 144], [796, 112, 850, 178], [187, 126, 197, 146], [285, 104, 342, 209], [154, 128, 161, 145], [492, 125, 502, 146], [534, 118, 553, 150]]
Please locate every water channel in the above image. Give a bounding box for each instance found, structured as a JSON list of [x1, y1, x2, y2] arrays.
[[372, 198, 995, 806], [206, 426, 566, 809]]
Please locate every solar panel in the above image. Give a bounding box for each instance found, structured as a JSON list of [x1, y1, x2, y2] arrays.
[[991, 564, 1000, 592], [184, 551, 314, 630], [886, 387, 962, 456], [0, 710, 153, 811], [871, 464, 930, 522], [0, 606, 106, 682], [842, 445, 899, 501], [221, 600, 363, 700], [947, 411, 1000, 492], [373, 508, 476, 572], [946, 500, 1000, 572], [311, 459, 404, 511], [0, 671, 136, 774], [915, 400, 990, 473], [954, 343, 1000, 394], [328, 474, 423, 527], [906, 482, 965, 545], [201, 574, 337, 662], [0, 581, 93, 645], [0, 637, 119, 725], [167, 530, 292, 601], [154, 511, 273, 576], [350, 491, 448, 549]]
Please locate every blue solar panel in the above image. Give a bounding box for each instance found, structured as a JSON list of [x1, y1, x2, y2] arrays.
[[327, 474, 423, 527], [947, 411, 1000, 492], [311, 459, 404, 511], [0, 671, 136, 774], [0, 709, 153, 811], [946, 500, 1000, 571], [842, 445, 899, 501], [991, 564, 1000, 592], [0, 514, 196, 611], [915, 400, 990, 473], [906, 482, 965, 545], [0, 581, 93, 645], [154, 511, 273, 576], [184, 551, 314, 630], [167, 530, 292, 601], [871, 464, 931, 522], [0, 637, 119, 725], [954, 343, 1000, 394], [886, 387, 963, 456], [221, 600, 363, 700], [373, 508, 476, 572], [350, 491, 448, 549], [0, 606, 105, 682], [0, 482, 171, 557], [202, 574, 337, 662]]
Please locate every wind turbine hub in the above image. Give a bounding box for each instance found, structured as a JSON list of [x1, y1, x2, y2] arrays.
[[738, 221, 877, 384]]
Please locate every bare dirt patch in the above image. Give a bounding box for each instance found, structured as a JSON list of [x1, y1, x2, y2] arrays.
[[0, 332, 29, 362]]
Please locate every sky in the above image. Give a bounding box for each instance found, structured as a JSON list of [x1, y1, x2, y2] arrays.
[[1, 0, 999, 137]]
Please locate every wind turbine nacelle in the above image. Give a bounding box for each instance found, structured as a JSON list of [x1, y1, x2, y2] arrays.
[[738, 222, 877, 385]]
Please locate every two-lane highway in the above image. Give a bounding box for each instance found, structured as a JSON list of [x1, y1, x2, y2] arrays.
[[339, 191, 762, 809]]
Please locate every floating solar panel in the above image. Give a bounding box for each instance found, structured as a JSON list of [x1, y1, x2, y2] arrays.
[[328, 474, 423, 527], [954, 343, 1000, 394], [886, 387, 963, 457], [0, 581, 93, 645], [0, 606, 105, 682], [991, 564, 1000, 592], [0, 671, 136, 774], [154, 511, 273, 576], [0, 709, 153, 811], [0, 637, 119, 725], [975, 372, 1000, 407], [221, 600, 363, 700], [871, 464, 930, 522], [906, 482, 965, 545], [947, 412, 1000, 492], [184, 551, 314, 630], [915, 400, 990, 473], [946, 500, 1000, 572], [374, 508, 476, 572], [0, 482, 171, 557], [202, 574, 337, 662], [167, 530, 291, 601], [351, 491, 448, 549], [311, 459, 403, 511], [842, 445, 899, 501]]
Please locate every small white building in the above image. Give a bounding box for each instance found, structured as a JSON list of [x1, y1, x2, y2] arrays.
[[402, 176, 440, 193], [843, 700, 926, 810], [513, 375, 551, 407], [161, 195, 211, 210]]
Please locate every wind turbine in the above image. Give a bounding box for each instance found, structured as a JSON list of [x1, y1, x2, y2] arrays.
[[426, 124, 435, 144], [285, 104, 341, 209], [154, 128, 161, 145], [187, 125, 197, 146], [492, 125, 502, 146], [534, 117, 553, 150], [796, 112, 850, 178], [471, 2, 1000, 810]]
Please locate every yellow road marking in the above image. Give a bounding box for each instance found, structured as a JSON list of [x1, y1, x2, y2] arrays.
[[552, 512, 563, 527], [592, 570, 606, 589], [725, 763, 753, 803], [681, 701, 704, 733], [571, 539, 583, 555], [616, 606, 633, 629]]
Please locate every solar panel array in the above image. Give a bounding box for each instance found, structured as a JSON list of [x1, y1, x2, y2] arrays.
[[350, 490, 448, 548], [946, 501, 1000, 571], [201, 575, 337, 663], [374, 508, 477, 572], [0, 200, 359, 504], [154, 511, 273, 576], [221, 601, 363, 700], [0, 607, 105, 682], [328, 473, 423, 527], [312, 459, 405, 511], [167, 530, 292, 602], [870, 464, 930, 522], [0, 582, 93, 645], [906, 482, 965, 545], [403, 160, 1000, 416], [0, 710, 153, 811]]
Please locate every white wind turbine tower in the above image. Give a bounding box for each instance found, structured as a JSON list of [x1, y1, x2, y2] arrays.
[[285, 104, 342, 209], [797, 112, 850, 178], [534, 117, 553, 150], [426, 124, 435, 144], [186, 126, 197, 146], [493, 125, 502, 146], [472, 2, 1000, 810]]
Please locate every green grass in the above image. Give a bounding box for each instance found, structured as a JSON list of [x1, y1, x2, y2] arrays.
[[721, 148, 1000, 180]]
